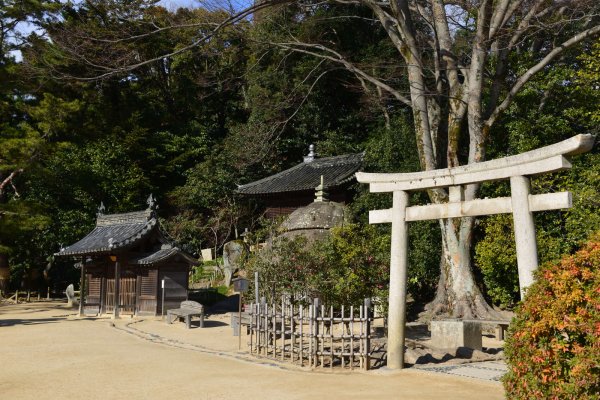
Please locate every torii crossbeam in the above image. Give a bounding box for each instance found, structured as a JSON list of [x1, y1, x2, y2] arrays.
[[356, 134, 595, 369]]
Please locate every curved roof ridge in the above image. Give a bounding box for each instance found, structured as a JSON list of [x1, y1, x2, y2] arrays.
[[96, 209, 153, 226], [236, 152, 363, 195], [56, 210, 158, 257]]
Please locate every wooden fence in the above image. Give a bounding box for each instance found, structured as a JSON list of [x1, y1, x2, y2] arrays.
[[248, 298, 372, 370]]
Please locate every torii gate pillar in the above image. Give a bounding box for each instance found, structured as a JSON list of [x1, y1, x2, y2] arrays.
[[388, 191, 409, 369], [510, 176, 538, 298]]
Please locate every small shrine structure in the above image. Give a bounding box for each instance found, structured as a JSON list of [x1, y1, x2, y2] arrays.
[[356, 134, 595, 370], [55, 196, 197, 318], [236, 145, 363, 217]]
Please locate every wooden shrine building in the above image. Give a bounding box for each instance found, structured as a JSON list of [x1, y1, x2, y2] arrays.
[[236, 145, 363, 217], [55, 197, 197, 318]]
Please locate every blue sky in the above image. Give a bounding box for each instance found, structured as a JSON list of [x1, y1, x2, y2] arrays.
[[158, 0, 199, 10]]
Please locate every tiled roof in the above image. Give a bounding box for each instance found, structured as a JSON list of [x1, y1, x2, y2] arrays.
[[130, 246, 198, 266], [56, 209, 156, 256], [236, 152, 363, 195]]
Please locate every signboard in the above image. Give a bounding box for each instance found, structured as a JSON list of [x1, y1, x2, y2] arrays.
[[233, 278, 249, 293]]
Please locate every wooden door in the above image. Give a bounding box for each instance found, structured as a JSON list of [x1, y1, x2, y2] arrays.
[[85, 268, 104, 315], [119, 269, 137, 315], [104, 272, 115, 314], [137, 268, 158, 315]]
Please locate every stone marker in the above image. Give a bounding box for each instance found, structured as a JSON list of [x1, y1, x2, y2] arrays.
[[201, 248, 214, 261], [65, 284, 78, 308], [223, 240, 246, 287], [430, 320, 482, 351]]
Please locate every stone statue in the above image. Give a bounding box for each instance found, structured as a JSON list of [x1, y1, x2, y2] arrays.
[[222, 240, 247, 287], [65, 284, 78, 308]]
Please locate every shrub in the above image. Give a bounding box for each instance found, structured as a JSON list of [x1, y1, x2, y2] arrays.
[[503, 233, 600, 399], [244, 223, 390, 308]]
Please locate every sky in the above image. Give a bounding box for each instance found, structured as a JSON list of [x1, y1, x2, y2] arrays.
[[158, 0, 199, 10]]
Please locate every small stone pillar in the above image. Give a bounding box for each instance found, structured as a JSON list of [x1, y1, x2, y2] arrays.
[[430, 319, 482, 351]]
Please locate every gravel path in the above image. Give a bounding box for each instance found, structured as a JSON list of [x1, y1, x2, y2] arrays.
[[0, 301, 504, 400]]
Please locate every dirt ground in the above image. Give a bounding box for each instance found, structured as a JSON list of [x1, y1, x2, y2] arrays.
[[0, 301, 504, 400]]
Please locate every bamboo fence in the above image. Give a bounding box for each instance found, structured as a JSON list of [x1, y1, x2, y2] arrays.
[[249, 298, 372, 370]]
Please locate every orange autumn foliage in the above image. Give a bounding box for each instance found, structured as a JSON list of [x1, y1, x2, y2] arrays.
[[503, 232, 600, 399]]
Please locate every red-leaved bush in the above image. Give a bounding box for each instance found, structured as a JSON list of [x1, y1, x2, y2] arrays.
[[503, 233, 600, 399]]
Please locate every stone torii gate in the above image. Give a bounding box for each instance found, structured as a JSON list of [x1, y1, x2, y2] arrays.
[[355, 134, 595, 370]]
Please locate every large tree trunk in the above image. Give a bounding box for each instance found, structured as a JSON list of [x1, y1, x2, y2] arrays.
[[0, 252, 9, 293], [426, 218, 500, 319]]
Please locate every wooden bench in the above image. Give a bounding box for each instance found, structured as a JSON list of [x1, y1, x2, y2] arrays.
[[464, 319, 510, 340], [167, 300, 205, 329]]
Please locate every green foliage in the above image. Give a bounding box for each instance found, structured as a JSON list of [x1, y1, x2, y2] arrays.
[[503, 233, 600, 399], [189, 264, 205, 285], [475, 215, 519, 308], [245, 224, 389, 308]]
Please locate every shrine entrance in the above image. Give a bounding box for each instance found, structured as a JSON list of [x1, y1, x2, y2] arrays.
[[102, 267, 136, 315], [356, 134, 594, 369]]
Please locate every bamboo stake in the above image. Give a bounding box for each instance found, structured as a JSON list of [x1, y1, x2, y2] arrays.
[[266, 303, 270, 356], [299, 305, 304, 366], [320, 304, 325, 368], [272, 303, 277, 358], [350, 305, 354, 370], [341, 305, 345, 368], [365, 298, 371, 370], [359, 304, 364, 370], [249, 303, 254, 354], [280, 297, 285, 361], [309, 303, 313, 367], [290, 303, 295, 363], [330, 305, 333, 369]]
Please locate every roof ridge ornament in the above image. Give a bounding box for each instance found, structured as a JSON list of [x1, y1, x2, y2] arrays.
[[146, 194, 158, 211], [304, 144, 317, 163]]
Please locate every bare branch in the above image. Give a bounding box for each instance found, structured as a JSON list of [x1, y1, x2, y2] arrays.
[[485, 23, 600, 129], [0, 169, 24, 199], [270, 41, 413, 106]]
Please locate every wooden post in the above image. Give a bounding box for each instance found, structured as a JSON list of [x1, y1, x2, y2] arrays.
[[387, 191, 409, 369], [350, 305, 354, 370], [47, 286, 50, 300], [238, 293, 243, 350], [359, 302, 364, 369], [280, 297, 285, 361], [299, 305, 304, 366], [254, 271, 259, 304], [78, 264, 85, 317], [113, 260, 120, 319], [15, 289, 18, 304], [313, 298, 320, 368], [272, 303, 277, 358], [309, 300, 313, 367], [341, 305, 345, 369], [329, 305, 333, 369], [510, 176, 539, 298], [364, 298, 371, 370], [321, 304, 325, 368], [249, 303, 254, 354]]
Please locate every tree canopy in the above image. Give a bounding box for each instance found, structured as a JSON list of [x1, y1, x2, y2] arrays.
[[0, 0, 597, 317]]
